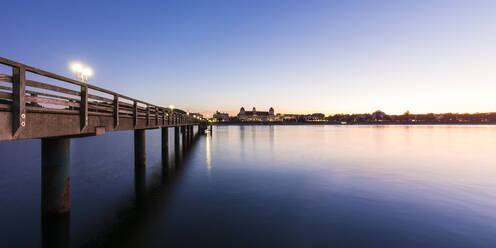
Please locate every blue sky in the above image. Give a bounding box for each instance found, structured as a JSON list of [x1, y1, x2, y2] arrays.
[[2, 0, 495, 115]]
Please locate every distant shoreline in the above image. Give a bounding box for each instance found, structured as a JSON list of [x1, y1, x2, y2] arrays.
[[212, 122, 496, 126]]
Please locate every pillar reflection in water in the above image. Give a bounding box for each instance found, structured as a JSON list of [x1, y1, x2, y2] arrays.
[[239, 126, 245, 160], [181, 126, 187, 155], [134, 166, 146, 209], [161, 127, 169, 166], [174, 126, 181, 165], [206, 133, 212, 178], [41, 213, 70, 248]]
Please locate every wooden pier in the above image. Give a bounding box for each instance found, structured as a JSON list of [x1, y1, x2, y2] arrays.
[[0, 57, 209, 216]]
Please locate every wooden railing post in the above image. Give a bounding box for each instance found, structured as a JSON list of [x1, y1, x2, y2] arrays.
[[155, 106, 159, 126], [162, 108, 166, 126], [113, 95, 119, 128], [146, 104, 150, 126], [80, 85, 88, 131], [133, 101, 138, 127], [12, 65, 26, 137]]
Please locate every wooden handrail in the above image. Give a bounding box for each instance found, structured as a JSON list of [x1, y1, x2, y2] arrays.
[[0, 56, 204, 134], [0, 56, 188, 115]]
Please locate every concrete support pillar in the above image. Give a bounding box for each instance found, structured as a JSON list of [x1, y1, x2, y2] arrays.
[[186, 126, 191, 147], [198, 122, 205, 134], [181, 126, 187, 151], [134, 129, 146, 167], [190, 125, 194, 142], [174, 126, 181, 163], [41, 138, 71, 216], [187, 125, 191, 144], [174, 126, 180, 151], [186, 125, 190, 144], [161, 127, 169, 163]]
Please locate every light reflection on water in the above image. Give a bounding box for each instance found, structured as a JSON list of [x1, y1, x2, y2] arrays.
[[0, 125, 496, 247]]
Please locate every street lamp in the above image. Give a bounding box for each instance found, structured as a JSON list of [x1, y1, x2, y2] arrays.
[[168, 105, 175, 119], [71, 62, 92, 83]]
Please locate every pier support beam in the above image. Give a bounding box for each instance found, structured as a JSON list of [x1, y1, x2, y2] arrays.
[[174, 126, 181, 164], [41, 138, 71, 216], [174, 126, 180, 151], [161, 127, 169, 164], [181, 126, 187, 151], [185, 126, 190, 147], [199, 122, 206, 134], [186, 125, 190, 144], [186, 125, 190, 145], [190, 125, 194, 142], [134, 129, 146, 167]]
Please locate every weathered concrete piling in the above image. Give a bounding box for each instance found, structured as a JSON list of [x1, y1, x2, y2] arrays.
[[161, 127, 169, 162], [181, 126, 187, 152], [174, 127, 180, 153], [41, 138, 71, 216], [134, 129, 146, 167], [189, 125, 193, 143]]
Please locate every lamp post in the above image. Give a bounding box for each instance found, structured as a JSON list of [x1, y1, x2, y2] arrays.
[[71, 63, 92, 83], [168, 105, 174, 124]]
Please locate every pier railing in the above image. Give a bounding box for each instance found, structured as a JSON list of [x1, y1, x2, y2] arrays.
[[0, 57, 202, 141]]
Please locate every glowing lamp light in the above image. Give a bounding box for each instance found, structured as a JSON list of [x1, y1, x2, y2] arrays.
[[71, 63, 83, 73], [169, 105, 175, 110], [82, 67, 93, 77], [70, 62, 92, 83]]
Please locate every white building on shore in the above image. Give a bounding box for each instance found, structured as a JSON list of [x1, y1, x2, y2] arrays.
[[237, 107, 275, 121]]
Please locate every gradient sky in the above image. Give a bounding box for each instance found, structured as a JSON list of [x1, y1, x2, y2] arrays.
[[2, 0, 495, 115]]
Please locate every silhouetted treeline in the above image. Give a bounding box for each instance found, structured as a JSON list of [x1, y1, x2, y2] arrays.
[[213, 110, 496, 125], [327, 111, 496, 124]]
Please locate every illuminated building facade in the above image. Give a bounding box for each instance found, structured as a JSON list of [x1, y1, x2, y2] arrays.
[[237, 107, 275, 121]]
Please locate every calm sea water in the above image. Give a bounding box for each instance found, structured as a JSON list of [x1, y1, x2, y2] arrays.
[[0, 125, 495, 247]]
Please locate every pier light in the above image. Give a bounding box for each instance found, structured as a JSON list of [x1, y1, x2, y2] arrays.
[[82, 67, 93, 77], [70, 62, 92, 83], [71, 63, 83, 73]]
